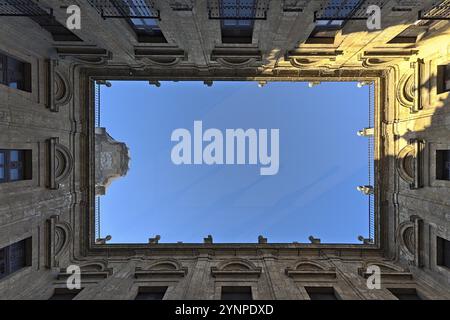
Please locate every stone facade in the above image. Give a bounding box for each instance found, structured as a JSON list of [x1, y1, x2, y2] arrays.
[[0, 0, 449, 299], [94, 127, 130, 196]]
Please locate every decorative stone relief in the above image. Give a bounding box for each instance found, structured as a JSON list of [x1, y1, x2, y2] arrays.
[[286, 50, 343, 68], [55, 47, 112, 66], [396, 215, 423, 267], [397, 72, 415, 110], [395, 59, 425, 113], [211, 258, 262, 278], [210, 47, 262, 68], [361, 57, 395, 68], [285, 260, 336, 281], [46, 137, 74, 190], [54, 224, 71, 257], [145, 57, 183, 66], [358, 261, 412, 282], [46, 60, 72, 112], [95, 128, 130, 196], [54, 71, 72, 108], [79, 261, 111, 273], [289, 58, 331, 68], [412, 58, 424, 112], [216, 57, 258, 68], [397, 139, 425, 189], [46, 215, 72, 268], [135, 259, 188, 279], [134, 47, 186, 67], [57, 260, 112, 282], [358, 50, 418, 68], [397, 144, 416, 184], [397, 221, 415, 260]]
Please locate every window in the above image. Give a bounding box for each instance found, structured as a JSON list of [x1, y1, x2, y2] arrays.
[[305, 25, 340, 44], [445, 65, 450, 92], [0, 53, 31, 92], [220, 0, 256, 44], [437, 64, 450, 94], [0, 238, 32, 280], [135, 286, 168, 300], [221, 286, 253, 300], [388, 288, 421, 300], [437, 237, 450, 268], [30, 15, 82, 42], [128, 17, 167, 43], [436, 150, 450, 181], [117, 0, 167, 43], [49, 288, 83, 300], [7, 0, 81, 42], [305, 287, 338, 300], [388, 26, 425, 44], [305, 0, 363, 44], [0, 149, 32, 183]]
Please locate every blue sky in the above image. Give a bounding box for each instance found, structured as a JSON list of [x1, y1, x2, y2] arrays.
[[99, 81, 370, 244]]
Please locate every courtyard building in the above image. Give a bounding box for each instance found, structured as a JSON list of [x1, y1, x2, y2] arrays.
[[0, 0, 449, 300]]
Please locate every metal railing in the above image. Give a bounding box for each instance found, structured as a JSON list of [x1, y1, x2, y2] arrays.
[[207, 0, 269, 20], [419, 0, 450, 20], [0, 0, 52, 17], [314, 0, 378, 22], [86, 0, 160, 19]]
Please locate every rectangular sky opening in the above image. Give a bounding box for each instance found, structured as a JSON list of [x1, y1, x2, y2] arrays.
[[95, 80, 374, 244]]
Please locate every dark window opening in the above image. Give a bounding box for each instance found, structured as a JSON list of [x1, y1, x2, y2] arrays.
[[49, 288, 83, 300], [0, 53, 31, 92], [437, 236, 450, 268], [314, 1, 362, 28], [135, 286, 168, 300], [221, 24, 254, 44], [0, 238, 32, 280], [436, 150, 450, 181], [305, 0, 365, 45], [221, 286, 253, 300], [30, 15, 82, 42], [129, 18, 167, 43], [388, 288, 421, 300], [388, 26, 426, 44], [305, 287, 338, 300], [305, 26, 339, 44], [445, 65, 450, 92], [437, 64, 450, 94], [220, 0, 255, 44], [0, 149, 32, 183]]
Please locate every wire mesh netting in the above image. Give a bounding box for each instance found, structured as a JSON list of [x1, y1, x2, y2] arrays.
[[368, 82, 375, 242], [95, 82, 101, 240]]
